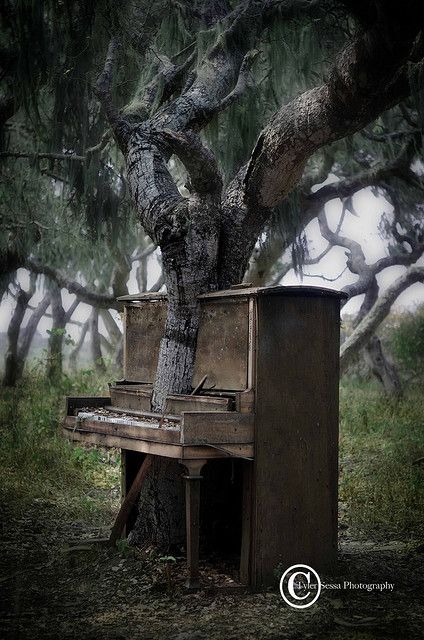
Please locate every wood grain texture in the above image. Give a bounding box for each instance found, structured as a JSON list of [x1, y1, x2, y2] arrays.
[[181, 412, 254, 444], [124, 301, 167, 382], [251, 293, 341, 586], [63, 415, 180, 444], [192, 299, 249, 390], [110, 454, 153, 544], [124, 297, 250, 391], [110, 384, 232, 414], [63, 422, 253, 460]]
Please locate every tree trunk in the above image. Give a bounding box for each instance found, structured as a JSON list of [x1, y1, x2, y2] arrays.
[[15, 293, 50, 380], [69, 319, 89, 371], [131, 196, 219, 546], [96, 0, 424, 552], [100, 309, 122, 346], [128, 457, 185, 551], [46, 282, 66, 380], [3, 287, 32, 386], [113, 335, 124, 371], [149, 201, 220, 412], [340, 267, 424, 372], [364, 336, 402, 397], [136, 254, 148, 292], [89, 308, 106, 373]]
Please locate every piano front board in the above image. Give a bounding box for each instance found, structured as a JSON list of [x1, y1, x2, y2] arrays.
[[124, 297, 250, 391]]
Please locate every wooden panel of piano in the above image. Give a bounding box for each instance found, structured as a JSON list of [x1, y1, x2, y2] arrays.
[[63, 285, 346, 589]]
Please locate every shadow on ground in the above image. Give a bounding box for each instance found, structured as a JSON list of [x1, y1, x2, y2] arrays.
[[1, 496, 423, 640]]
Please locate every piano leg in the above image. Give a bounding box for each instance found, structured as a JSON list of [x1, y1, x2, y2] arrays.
[[182, 459, 207, 590]]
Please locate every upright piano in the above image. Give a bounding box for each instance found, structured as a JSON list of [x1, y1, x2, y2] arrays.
[[63, 285, 346, 588]]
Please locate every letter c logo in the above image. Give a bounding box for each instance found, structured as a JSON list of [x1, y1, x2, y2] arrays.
[[280, 564, 321, 609]]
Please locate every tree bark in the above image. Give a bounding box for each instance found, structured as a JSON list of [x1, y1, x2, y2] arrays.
[[15, 293, 50, 381], [3, 286, 33, 386], [89, 308, 106, 373], [113, 335, 124, 371], [128, 457, 185, 551], [340, 266, 424, 372], [363, 335, 402, 397], [69, 319, 89, 371], [100, 309, 122, 349], [46, 282, 66, 380]]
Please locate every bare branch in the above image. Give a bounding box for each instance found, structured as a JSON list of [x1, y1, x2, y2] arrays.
[[0, 131, 111, 164], [318, 210, 367, 274], [218, 8, 423, 285], [361, 127, 420, 143], [207, 48, 260, 116], [17, 294, 51, 371], [0, 151, 85, 162], [303, 266, 348, 282], [340, 266, 424, 373], [64, 297, 80, 323], [26, 259, 121, 310], [69, 320, 89, 371], [149, 272, 165, 293], [307, 141, 417, 206], [130, 50, 197, 118], [95, 38, 131, 150], [354, 277, 379, 327], [131, 243, 156, 263], [156, 129, 223, 194]]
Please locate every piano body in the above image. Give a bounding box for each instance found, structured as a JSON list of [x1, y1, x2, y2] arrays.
[[63, 285, 346, 588]]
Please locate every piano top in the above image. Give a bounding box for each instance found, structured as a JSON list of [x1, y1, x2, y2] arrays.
[[117, 284, 348, 303]]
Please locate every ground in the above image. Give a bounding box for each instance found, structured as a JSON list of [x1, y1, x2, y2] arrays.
[[0, 376, 423, 639], [0, 495, 423, 640]]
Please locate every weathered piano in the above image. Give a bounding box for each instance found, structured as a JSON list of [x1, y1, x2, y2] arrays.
[[63, 284, 346, 588]]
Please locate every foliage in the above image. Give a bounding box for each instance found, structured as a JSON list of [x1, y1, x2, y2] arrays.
[[204, 11, 347, 181], [387, 304, 424, 379], [1, 1, 422, 288], [1, 365, 422, 539], [0, 360, 119, 517], [339, 381, 424, 537]]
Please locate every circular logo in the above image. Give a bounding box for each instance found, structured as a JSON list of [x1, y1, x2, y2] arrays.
[[279, 564, 321, 609]]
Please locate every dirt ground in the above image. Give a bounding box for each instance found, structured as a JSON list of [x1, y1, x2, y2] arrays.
[[1, 497, 423, 640]]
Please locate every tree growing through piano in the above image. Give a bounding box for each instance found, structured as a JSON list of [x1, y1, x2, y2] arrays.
[[2, 0, 424, 551]]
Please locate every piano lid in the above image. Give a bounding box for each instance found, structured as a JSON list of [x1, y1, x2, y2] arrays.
[[117, 284, 348, 303]]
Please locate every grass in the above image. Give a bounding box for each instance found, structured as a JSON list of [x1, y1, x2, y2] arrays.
[[0, 360, 120, 520], [339, 380, 424, 538], [0, 363, 423, 538]]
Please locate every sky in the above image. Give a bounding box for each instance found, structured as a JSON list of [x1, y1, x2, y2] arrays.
[[0, 185, 423, 345]]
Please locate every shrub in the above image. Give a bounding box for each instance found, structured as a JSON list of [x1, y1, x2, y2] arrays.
[[388, 304, 424, 379]]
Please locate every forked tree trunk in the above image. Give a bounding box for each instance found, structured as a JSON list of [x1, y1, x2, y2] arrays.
[[96, 1, 424, 551], [3, 287, 32, 386], [15, 293, 50, 380], [364, 336, 402, 397]]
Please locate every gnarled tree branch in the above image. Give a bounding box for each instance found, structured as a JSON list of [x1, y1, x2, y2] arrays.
[[26, 258, 121, 310], [340, 266, 424, 372]]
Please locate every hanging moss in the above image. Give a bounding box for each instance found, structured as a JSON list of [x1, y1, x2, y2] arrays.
[[409, 62, 424, 130]]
